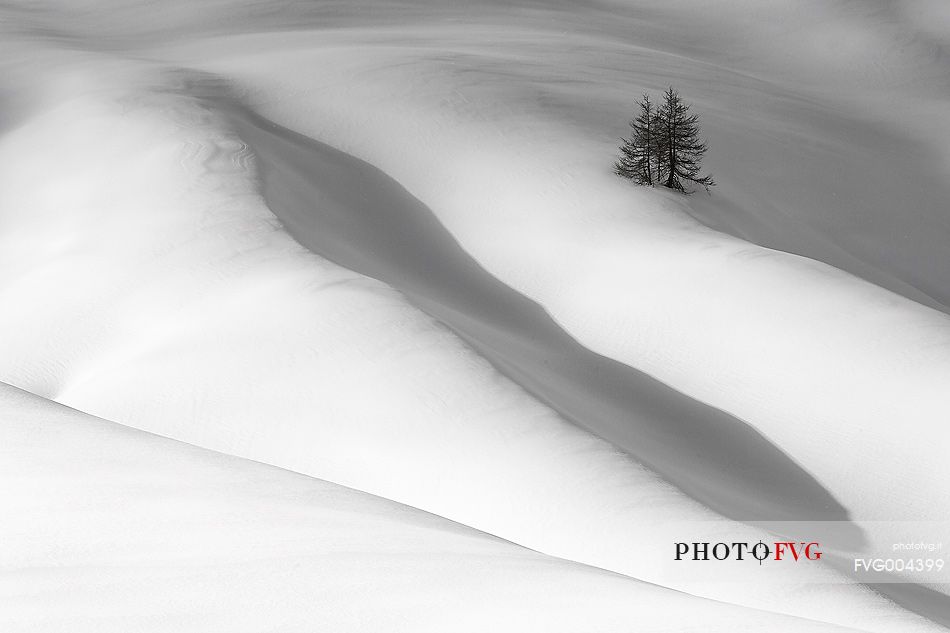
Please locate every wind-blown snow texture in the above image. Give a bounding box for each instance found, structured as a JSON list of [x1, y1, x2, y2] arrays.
[[0, 1, 948, 631]]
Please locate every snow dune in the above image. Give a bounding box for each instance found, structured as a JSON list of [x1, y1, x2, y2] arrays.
[[226, 101, 849, 529], [8, 380, 862, 633]]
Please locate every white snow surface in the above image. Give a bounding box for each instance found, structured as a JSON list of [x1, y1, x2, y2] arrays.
[[0, 1, 949, 630], [6, 381, 866, 633]]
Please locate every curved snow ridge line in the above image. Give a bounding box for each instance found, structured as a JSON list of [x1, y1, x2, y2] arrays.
[[5, 381, 869, 633], [215, 97, 854, 532]]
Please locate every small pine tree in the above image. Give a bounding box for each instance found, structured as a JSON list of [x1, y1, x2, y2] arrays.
[[615, 87, 714, 193], [657, 86, 714, 193], [614, 94, 664, 186]]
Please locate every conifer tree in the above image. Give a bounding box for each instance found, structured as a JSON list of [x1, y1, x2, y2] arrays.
[[614, 94, 664, 186], [657, 86, 714, 193]]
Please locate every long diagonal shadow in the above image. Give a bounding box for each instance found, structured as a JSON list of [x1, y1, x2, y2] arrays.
[[221, 101, 859, 537]]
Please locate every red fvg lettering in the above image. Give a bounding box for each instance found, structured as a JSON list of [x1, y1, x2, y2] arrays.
[[774, 542, 822, 561]]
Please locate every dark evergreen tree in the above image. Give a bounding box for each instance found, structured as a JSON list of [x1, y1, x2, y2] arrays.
[[657, 86, 714, 193], [614, 93, 664, 186]]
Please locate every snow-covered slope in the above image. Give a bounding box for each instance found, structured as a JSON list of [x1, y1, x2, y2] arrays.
[[9, 380, 864, 633], [150, 8, 950, 533], [1, 0, 948, 630], [0, 53, 942, 631]]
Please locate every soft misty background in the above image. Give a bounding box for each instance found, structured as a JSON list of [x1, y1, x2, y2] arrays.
[[0, 1, 948, 631]]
